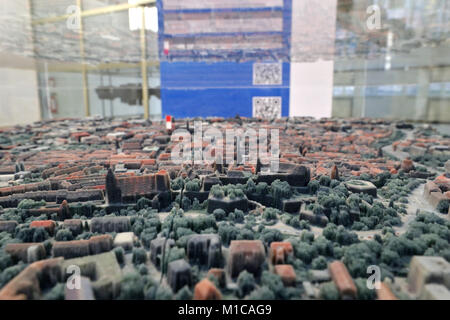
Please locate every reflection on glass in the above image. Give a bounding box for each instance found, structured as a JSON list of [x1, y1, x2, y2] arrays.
[[333, 0, 450, 122]]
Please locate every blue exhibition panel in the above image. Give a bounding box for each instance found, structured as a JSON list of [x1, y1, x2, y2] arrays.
[[161, 61, 290, 118], [158, 0, 293, 118]]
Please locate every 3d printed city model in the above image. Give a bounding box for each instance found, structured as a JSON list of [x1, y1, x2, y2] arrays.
[[0, 117, 449, 300]]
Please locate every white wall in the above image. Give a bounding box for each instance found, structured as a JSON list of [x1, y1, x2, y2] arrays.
[[289, 0, 337, 118], [0, 67, 41, 126], [0, 0, 41, 127], [40, 71, 84, 119], [40, 71, 161, 120], [290, 61, 335, 118]]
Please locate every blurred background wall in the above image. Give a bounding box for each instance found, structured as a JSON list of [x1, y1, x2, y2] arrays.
[[0, 0, 41, 126], [0, 0, 449, 126]]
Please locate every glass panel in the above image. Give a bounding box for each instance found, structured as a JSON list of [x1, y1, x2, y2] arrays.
[[38, 70, 84, 119], [333, 0, 450, 122], [29, 1, 160, 120], [83, 9, 160, 119], [33, 18, 84, 119], [31, 0, 76, 20]]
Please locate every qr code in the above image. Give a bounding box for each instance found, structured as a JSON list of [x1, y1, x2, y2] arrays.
[[253, 97, 282, 119], [253, 63, 282, 85]]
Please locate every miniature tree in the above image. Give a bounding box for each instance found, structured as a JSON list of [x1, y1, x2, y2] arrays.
[[311, 236, 334, 257], [218, 223, 239, 246], [55, 229, 73, 241], [319, 175, 331, 187], [175, 285, 192, 300], [191, 215, 217, 233], [132, 248, 147, 265], [355, 278, 376, 300], [260, 271, 287, 299], [229, 209, 245, 223], [311, 256, 327, 270], [139, 264, 149, 275], [320, 282, 340, 300], [307, 180, 320, 194], [155, 285, 173, 300], [238, 228, 255, 240], [343, 242, 379, 278], [118, 272, 145, 300], [301, 231, 315, 243], [175, 227, 194, 240], [293, 242, 317, 264], [437, 200, 449, 214], [259, 228, 283, 246], [17, 199, 46, 210], [247, 286, 275, 300], [137, 197, 152, 210], [32, 227, 49, 243], [210, 185, 225, 198], [171, 177, 185, 191], [191, 198, 202, 210], [237, 270, 256, 298], [263, 208, 278, 222], [245, 178, 257, 194], [114, 247, 125, 264], [0, 263, 26, 288], [255, 182, 269, 196], [323, 223, 338, 242], [271, 180, 292, 203], [161, 247, 185, 274], [44, 283, 65, 300], [181, 197, 191, 211], [213, 208, 226, 221], [185, 178, 201, 192]]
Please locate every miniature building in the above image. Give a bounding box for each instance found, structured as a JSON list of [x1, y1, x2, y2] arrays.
[[30, 220, 56, 236], [52, 240, 90, 259], [90, 217, 131, 233], [187, 234, 222, 269], [113, 232, 136, 251], [274, 265, 296, 286], [328, 261, 357, 300], [300, 203, 329, 227], [106, 169, 171, 205], [227, 240, 266, 278], [344, 180, 377, 197], [401, 159, 415, 173], [376, 283, 398, 300], [270, 242, 294, 265], [52, 235, 112, 259], [167, 259, 192, 293], [423, 180, 450, 212], [419, 284, 450, 300], [256, 164, 311, 187], [88, 235, 113, 255], [331, 164, 339, 180], [207, 268, 226, 288], [193, 278, 222, 300], [62, 252, 122, 300], [0, 114, 450, 301], [59, 200, 71, 220], [207, 194, 248, 214], [0, 258, 63, 300], [150, 237, 175, 266], [63, 219, 83, 235], [5, 243, 46, 263], [0, 221, 17, 233], [407, 256, 450, 296], [65, 276, 95, 300]]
